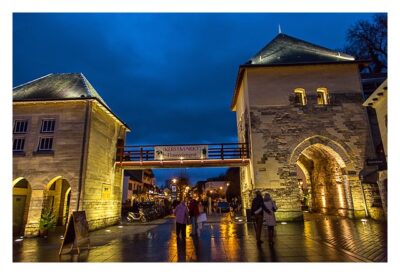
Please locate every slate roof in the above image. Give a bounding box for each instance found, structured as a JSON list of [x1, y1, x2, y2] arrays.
[[246, 33, 355, 66], [13, 73, 109, 107], [13, 73, 130, 130]]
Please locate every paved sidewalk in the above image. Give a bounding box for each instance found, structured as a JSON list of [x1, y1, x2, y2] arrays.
[[13, 214, 387, 262]]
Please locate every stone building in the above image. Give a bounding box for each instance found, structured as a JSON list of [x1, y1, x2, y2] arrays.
[[13, 73, 130, 236], [231, 34, 384, 221], [363, 79, 387, 217]]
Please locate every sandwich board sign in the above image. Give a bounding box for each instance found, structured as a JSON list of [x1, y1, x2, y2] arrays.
[[59, 211, 90, 255]]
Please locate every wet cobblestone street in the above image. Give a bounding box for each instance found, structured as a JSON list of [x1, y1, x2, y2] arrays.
[[13, 214, 387, 262]]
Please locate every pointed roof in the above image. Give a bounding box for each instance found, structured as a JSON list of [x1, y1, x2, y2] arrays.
[[13, 73, 130, 130], [13, 73, 109, 107], [231, 34, 367, 111], [247, 33, 354, 66]]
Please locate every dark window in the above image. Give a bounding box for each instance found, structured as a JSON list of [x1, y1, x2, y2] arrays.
[[13, 138, 25, 151], [38, 137, 53, 151], [129, 183, 133, 190], [13, 120, 28, 133], [40, 119, 56, 133]]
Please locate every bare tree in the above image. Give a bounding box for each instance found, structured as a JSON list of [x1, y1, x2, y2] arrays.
[[344, 14, 387, 73]]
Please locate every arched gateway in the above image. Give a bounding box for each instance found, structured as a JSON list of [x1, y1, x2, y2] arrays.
[[289, 136, 356, 218]]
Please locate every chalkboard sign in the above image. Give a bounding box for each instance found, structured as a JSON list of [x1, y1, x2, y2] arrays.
[[59, 211, 90, 255]]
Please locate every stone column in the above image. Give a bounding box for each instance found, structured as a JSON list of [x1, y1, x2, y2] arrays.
[[24, 189, 44, 237]]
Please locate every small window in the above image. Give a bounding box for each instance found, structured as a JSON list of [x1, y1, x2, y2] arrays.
[[129, 183, 133, 190], [294, 88, 307, 105], [317, 88, 329, 105], [38, 137, 53, 151], [13, 120, 28, 133], [13, 138, 25, 151], [40, 119, 56, 133]]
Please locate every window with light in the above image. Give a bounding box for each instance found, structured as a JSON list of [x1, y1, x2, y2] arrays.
[[294, 88, 307, 105], [317, 88, 329, 105]]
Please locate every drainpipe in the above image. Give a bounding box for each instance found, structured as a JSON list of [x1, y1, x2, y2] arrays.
[[76, 100, 91, 211]]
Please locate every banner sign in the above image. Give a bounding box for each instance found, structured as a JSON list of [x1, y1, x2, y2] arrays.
[[154, 145, 208, 160]]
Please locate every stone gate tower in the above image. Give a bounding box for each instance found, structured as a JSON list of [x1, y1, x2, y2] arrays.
[[232, 34, 382, 221]]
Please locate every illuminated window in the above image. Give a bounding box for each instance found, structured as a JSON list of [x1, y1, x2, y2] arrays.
[[294, 88, 307, 105], [13, 120, 28, 133], [317, 88, 329, 105]]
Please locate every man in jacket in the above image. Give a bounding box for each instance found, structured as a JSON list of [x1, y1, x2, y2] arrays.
[[251, 190, 270, 244]]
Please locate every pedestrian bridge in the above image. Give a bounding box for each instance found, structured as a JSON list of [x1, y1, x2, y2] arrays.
[[116, 143, 250, 169]]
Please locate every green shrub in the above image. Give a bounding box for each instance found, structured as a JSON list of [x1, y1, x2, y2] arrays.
[[39, 209, 56, 231]]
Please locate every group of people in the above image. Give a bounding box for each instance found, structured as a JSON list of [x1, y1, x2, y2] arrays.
[[173, 192, 277, 245], [251, 191, 277, 245], [173, 197, 207, 240]]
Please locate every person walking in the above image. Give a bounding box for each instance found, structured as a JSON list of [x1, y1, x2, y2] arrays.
[[263, 193, 277, 245], [188, 198, 200, 236], [251, 190, 270, 244], [174, 200, 189, 240], [196, 201, 207, 236]]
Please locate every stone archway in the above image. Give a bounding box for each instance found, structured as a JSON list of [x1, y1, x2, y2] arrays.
[[43, 176, 72, 226], [13, 177, 32, 236], [289, 136, 355, 218]]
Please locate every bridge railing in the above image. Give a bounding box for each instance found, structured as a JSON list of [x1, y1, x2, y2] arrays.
[[116, 143, 249, 162]]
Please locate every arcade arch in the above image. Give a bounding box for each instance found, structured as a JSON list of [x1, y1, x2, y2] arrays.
[[13, 177, 32, 236], [43, 176, 72, 226]]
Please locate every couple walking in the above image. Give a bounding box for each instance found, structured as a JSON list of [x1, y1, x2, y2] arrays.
[[174, 197, 207, 240], [251, 191, 277, 245]]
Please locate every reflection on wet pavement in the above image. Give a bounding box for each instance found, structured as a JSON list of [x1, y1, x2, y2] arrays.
[[13, 214, 387, 262]]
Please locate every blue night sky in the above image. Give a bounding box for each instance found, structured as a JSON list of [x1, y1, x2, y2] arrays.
[[13, 13, 376, 186]]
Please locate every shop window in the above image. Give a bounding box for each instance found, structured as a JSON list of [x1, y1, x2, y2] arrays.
[[317, 88, 329, 105], [13, 120, 28, 133], [294, 88, 307, 105]]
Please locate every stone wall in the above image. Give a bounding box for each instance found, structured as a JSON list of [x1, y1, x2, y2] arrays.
[[13, 101, 86, 236], [82, 102, 127, 231], [248, 93, 376, 220]]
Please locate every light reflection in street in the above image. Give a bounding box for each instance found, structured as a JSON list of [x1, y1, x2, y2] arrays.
[[13, 214, 386, 262]]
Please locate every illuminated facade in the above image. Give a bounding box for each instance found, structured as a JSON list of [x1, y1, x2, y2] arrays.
[[363, 79, 387, 217], [13, 73, 130, 236], [232, 34, 384, 221], [122, 169, 156, 204]]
